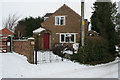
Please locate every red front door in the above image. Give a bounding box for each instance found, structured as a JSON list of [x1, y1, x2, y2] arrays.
[[43, 33, 50, 49]]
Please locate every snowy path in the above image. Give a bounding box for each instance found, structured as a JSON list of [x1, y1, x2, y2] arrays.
[[0, 52, 119, 78], [0, 53, 2, 79]]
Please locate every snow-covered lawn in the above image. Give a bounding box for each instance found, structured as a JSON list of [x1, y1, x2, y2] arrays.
[[0, 52, 119, 78]]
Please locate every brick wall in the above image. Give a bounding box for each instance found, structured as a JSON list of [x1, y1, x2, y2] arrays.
[[13, 40, 28, 57], [13, 38, 35, 64]]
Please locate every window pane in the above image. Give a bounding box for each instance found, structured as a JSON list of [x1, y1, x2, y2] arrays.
[[66, 37, 70, 42], [60, 17, 65, 25], [61, 35, 64, 42], [71, 34, 74, 42], [60, 19, 64, 25], [56, 17, 59, 25], [57, 17, 59, 24]]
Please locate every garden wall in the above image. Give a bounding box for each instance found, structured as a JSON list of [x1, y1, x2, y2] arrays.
[[13, 38, 35, 64], [13, 40, 28, 56]]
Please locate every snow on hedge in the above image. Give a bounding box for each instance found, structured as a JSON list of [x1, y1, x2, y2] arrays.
[[73, 43, 79, 53], [1, 52, 119, 78]]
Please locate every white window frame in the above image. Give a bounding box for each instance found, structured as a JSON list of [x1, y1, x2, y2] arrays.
[[59, 33, 76, 43], [55, 16, 65, 25]]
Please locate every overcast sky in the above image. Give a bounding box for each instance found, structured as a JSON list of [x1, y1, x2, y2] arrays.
[[0, 0, 120, 29]]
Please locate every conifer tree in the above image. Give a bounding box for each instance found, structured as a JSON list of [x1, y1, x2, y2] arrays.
[[91, 0, 117, 54]]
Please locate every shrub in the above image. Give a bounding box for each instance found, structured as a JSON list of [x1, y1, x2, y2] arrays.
[[52, 43, 72, 57], [71, 36, 116, 65]]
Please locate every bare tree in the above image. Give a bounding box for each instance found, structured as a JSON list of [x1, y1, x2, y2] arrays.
[[3, 14, 20, 32], [14, 24, 26, 39]]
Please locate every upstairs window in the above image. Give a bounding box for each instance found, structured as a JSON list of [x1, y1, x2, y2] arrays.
[[55, 16, 65, 25]]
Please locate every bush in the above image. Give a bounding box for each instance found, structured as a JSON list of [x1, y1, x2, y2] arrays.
[[52, 43, 72, 57], [71, 36, 117, 65]]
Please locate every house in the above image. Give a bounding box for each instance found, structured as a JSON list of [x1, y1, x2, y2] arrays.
[[33, 4, 88, 50], [0, 27, 14, 41], [0, 28, 14, 53]]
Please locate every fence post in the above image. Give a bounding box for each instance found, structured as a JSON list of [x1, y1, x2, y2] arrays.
[[7, 35, 13, 52], [35, 50, 37, 64], [73, 48, 75, 54], [27, 37, 35, 64]]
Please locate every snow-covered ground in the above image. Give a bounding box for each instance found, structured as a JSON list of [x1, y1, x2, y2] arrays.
[[0, 52, 2, 79], [0, 52, 119, 78]]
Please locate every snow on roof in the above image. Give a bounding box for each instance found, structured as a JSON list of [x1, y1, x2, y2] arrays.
[[33, 27, 45, 33], [28, 37, 35, 40]]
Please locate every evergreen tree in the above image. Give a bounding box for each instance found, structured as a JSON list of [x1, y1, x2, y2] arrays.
[[15, 16, 44, 38], [91, 0, 117, 54]]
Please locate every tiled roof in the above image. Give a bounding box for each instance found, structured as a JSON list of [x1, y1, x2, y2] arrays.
[[44, 13, 53, 17], [0, 28, 14, 35]]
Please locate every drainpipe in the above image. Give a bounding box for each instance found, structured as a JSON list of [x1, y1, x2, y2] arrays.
[[81, 0, 85, 46]]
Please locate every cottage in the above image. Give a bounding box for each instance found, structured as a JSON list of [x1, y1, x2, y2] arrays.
[[0, 28, 14, 52], [33, 4, 88, 50]]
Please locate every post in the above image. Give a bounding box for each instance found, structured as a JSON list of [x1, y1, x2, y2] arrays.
[[73, 48, 75, 54], [27, 37, 35, 64], [9, 35, 13, 52], [7, 35, 12, 52], [81, 0, 85, 46], [35, 49, 37, 64], [62, 58, 63, 61], [10, 36, 13, 52]]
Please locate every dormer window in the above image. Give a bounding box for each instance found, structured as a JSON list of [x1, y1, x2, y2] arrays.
[[55, 16, 65, 25], [44, 17, 48, 21]]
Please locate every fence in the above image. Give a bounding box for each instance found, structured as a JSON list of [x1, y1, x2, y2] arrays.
[[35, 51, 63, 64], [0, 36, 12, 53]]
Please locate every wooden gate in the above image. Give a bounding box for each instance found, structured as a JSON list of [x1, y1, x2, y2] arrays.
[[0, 36, 7, 53], [35, 51, 63, 64], [0, 36, 12, 53]]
